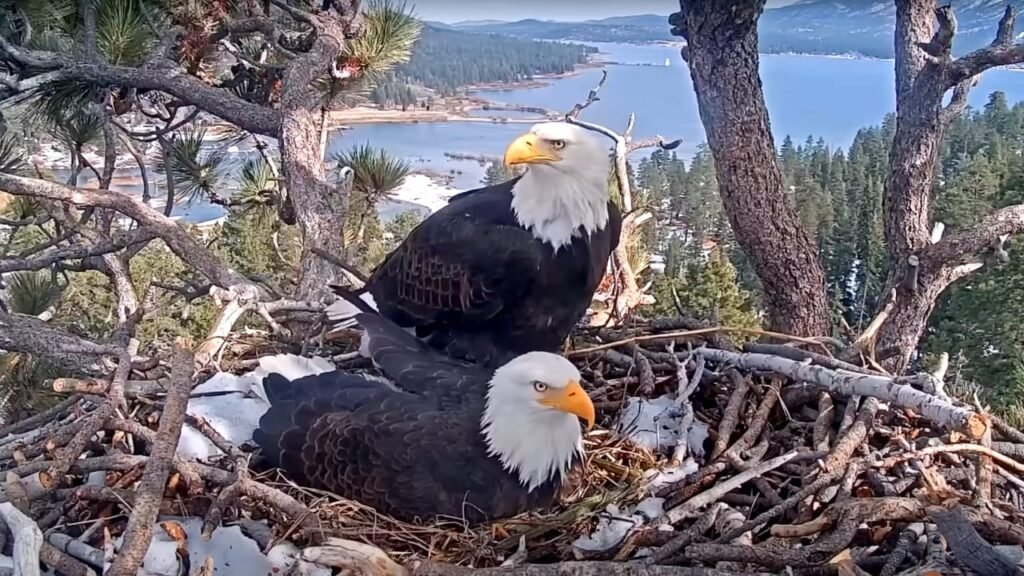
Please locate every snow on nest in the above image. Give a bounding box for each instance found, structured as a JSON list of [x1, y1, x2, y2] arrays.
[[116, 516, 330, 576], [388, 173, 461, 214], [570, 392, 710, 556], [176, 354, 335, 462], [615, 395, 708, 459]]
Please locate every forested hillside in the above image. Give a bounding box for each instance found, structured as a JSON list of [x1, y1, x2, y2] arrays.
[[370, 25, 596, 103], [630, 91, 1024, 417], [452, 2, 1024, 58]]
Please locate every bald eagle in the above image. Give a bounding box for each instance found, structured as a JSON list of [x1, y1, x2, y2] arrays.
[[326, 121, 621, 367], [252, 312, 594, 524]]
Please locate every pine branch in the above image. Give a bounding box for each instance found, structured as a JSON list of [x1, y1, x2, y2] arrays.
[[0, 172, 269, 300], [0, 36, 281, 136]]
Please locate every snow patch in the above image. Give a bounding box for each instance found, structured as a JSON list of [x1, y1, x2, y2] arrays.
[[571, 497, 668, 557], [176, 353, 334, 461], [388, 173, 462, 214], [116, 517, 330, 576]]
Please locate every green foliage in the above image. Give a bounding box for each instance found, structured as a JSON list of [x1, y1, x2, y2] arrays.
[[232, 157, 279, 228], [317, 0, 421, 105], [159, 126, 239, 204], [381, 25, 596, 97], [348, 0, 422, 78], [328, 144, 411, 270], [333, 143, 411, 198], [0, 132, 28, 175], [51, 242, 219, 349], [481, 159, 522, 186], [5, 270, 62, 316], [96, 0, 154, 66], [646, 248, 761, 339]]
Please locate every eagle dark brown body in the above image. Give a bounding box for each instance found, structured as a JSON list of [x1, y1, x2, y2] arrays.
[[332, 177, 622, 368], [252, 314, 578, 524]]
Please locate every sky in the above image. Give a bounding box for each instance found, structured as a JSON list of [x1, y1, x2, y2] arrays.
[[414, 0, 800, 24]]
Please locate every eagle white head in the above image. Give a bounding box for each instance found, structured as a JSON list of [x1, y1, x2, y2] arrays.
[[503, 122, 612, 251], [480, 351, 594, 492]]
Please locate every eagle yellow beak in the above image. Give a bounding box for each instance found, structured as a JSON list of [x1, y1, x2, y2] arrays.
[[503, 133, 560, 167], [540, 380, 595, 431]]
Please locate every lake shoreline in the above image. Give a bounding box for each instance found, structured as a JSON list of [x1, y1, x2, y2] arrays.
[[328, 60, 605, 128]]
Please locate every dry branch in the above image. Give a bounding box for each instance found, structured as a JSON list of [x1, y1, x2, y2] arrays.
[[696, 347, 985, 437], [0, 310, 118, 373], [105, 343, 193, 576], [0, 173, 267, 300]]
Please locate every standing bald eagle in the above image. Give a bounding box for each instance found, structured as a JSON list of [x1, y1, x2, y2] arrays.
[[326, 122, 621, 367], [253, 312, 594, 524]]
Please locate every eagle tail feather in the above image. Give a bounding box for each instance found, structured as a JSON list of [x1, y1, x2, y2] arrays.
[[325, 285, 378, 330]]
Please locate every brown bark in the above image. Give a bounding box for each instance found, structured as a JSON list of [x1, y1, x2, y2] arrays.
[[279, 15, 352, 301], [671, 1, 829, 337], [0, 308, 118, 373]]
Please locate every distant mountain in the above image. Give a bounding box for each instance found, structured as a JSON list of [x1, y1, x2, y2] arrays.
[[445, 2, 1024, 58], [760, 0, 1024, 58]]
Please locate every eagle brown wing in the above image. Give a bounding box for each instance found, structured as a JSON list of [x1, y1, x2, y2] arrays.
[[253, 370, 551, 523], [368, 207, 543, 328], [353, 313, 490, 404]]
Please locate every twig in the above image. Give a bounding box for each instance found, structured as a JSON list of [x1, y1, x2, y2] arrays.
[[0, 395, 82, 438], [46, 352, 132, 488], [660, 451, 798, 526], [105, 343, 193, 576], [714, 399, 879, 543], [877, 442, 1024, 476], [570, 327, 827, 357], [709, 370, 749, 460]]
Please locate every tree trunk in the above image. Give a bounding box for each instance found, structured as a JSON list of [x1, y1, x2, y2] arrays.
[[280, 109, 347, 301], [674, 0, 829, 337], [279, 17, 350, 302], [873, 2, 973, 372]]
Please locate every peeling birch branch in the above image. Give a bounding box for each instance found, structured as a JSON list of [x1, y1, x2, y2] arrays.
[[695, 347, 985, 438]]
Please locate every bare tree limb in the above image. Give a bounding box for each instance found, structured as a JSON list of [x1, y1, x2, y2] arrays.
[[921, 203, 1024, 268], [105, 343, 193, 576], [696, 347, 985, 437], [0, 228, 157, 273], [0, 502, 42, 576], [0, 172, 268, 299], [0, 309, 118, 373], [946, 6, 1024, 88]]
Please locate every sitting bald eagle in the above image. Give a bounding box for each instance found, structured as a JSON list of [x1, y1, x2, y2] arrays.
[[252, 312, 594, 524], [326, 121, 621, 367]]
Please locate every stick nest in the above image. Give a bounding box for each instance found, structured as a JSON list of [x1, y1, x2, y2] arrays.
[[3, 317, 1024, 576]]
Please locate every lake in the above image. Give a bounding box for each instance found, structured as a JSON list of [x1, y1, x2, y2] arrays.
[[336, 42, 1024, 191], [93, 42, 1024, 222]]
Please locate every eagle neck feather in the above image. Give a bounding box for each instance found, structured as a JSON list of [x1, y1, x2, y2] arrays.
[[480, 381, 583, 492], [510, 168, 609, 252]]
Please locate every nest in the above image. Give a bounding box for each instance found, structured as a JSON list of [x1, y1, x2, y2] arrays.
[[2, 318, 1024, 576]]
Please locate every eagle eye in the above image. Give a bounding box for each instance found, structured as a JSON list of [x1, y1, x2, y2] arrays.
[[549, 139, 566, 150], [532, 381, 548, 392]]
